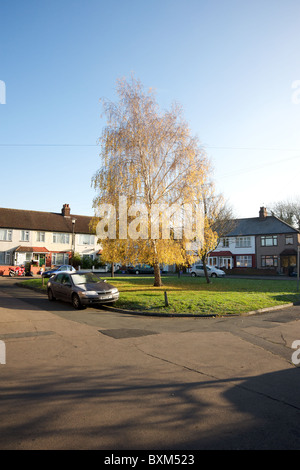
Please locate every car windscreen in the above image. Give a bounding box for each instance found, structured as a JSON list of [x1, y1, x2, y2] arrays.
[[71, 273, 101, 285]]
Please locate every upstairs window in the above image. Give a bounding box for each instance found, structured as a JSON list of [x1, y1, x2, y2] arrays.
[[221, 238, 229, 247], [0, 229, 12, 241], [236, 237, 251, 248], [78, 234, 95, 245], [20, 230, 30, 241], [261, 235, 277, 246], [285, 234, 293, 245], [36, 231, 45, 242], [53, 232, 70, 244]]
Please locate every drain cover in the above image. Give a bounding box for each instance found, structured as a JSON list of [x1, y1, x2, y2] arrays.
[[99, 328, 157, 339]]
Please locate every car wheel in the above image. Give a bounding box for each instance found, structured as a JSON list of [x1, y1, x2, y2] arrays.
[[191, 272, 196, 277], [211, 273, 217, 277], [47, 288, 56, 301], [72, 293, 85, 310], [135, 270, 140, 275]]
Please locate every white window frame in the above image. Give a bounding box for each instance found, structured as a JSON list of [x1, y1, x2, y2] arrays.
[[36, 231, 45, 242], [78, 234, 95, 245], [20, 230, 30, 242], [82, 254, 94, 260], [236, 255, 252, 267], [53, 232, 70, 244], [208, 256, 218, 266], [0, 251, 11, 265], [222, 238, 229, 247], [51, 253, 69, 265], [236, 237, 251, 248], [0, 229, 12, 241]]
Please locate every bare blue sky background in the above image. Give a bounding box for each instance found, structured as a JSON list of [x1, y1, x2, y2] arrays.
[[1, 0, 300, 218]]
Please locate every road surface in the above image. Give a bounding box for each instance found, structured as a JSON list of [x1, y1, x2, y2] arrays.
[[1, 277, 300, 450]]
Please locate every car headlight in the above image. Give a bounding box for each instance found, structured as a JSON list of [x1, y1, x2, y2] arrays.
[[82, 290, 98, 297], [111, 288, 118, 294]]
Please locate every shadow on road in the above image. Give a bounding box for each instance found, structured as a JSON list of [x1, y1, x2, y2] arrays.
[[0, 364, 300, 449]]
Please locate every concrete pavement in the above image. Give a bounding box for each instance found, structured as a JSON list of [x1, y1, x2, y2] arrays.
[[1, 278, 300, 450]]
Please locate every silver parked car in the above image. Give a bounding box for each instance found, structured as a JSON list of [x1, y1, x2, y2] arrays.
[[47, 271, 119, 309], [190, 264, 225, 278], [42, 265, 76, 278]]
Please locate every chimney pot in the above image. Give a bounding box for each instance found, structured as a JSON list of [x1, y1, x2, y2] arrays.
[[259, 206, 267, 219], [62, 204, 70, 217]]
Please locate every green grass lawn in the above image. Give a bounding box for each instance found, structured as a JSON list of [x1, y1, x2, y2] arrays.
[[18, 275, 300, 316]]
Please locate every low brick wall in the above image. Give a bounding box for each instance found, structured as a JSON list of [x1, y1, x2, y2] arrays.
[[0, 265, 45, 276]]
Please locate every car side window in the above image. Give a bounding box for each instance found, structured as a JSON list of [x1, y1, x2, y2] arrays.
[[61, 274, 71, 284], [56, 273, 64, 283]]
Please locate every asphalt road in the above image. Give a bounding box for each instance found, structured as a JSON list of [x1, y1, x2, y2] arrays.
[[1, 277, 300, 451]]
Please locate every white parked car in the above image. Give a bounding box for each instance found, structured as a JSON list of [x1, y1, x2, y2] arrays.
[[190, 264, 225, 278]]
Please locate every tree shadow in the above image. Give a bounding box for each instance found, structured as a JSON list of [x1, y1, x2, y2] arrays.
[[1, 364, 300, 449]]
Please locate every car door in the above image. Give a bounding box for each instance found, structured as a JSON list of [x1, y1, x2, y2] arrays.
[[60, 273, 73, 301], [51, 273, 64, 299], [195, 265, 204, 276]]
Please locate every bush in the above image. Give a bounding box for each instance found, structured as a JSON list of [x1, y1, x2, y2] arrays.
[[81, 256, 94, 269], [70, 253, 105, 270], [70, 252, 81, 268]]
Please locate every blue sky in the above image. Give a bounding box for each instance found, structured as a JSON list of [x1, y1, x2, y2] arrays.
[[1, 0, 300, 219]]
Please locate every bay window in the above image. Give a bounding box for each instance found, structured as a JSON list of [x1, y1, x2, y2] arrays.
[[236, 255, 252, 267]]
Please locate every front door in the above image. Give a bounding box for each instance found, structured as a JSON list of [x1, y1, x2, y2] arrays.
[[39, 254, 45, 267]]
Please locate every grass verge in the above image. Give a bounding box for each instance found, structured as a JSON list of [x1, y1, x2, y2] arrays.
[[17, 275, 300, 316]]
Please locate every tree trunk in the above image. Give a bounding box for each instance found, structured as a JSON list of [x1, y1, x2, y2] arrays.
[[152, 240, 162, 286], [153, 261, 162, 287], [111, 262, 114, 278], [202, 255, 210, 284]]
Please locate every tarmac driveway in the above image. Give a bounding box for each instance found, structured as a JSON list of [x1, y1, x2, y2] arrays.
[[1, 278, 300, 450]]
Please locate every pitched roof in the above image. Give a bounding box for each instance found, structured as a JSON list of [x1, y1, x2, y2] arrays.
[[15, 246, 50, 253], [0, 206, 95, 235], [227, 215, 299, 236], [209, 250, 233, 256]]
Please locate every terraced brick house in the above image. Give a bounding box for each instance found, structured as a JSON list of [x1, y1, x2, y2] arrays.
[[208, 207, 300, 275], [0, 204, 100, 275]]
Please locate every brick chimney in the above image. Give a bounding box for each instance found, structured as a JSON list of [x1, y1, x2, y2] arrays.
[[62, 203, 70, 217], [259, 206, 267, 220]]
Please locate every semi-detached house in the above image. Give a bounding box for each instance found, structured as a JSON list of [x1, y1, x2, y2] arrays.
[[208, 207, 300, 274], [0, 204, 100, 275]]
